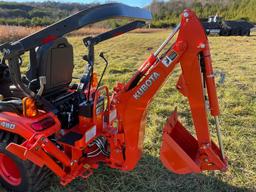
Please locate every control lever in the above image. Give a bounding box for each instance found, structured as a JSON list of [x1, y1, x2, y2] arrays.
[[99, 52, 108, 63], [78, 55, 90, 92], [95, 52, 108, 91]]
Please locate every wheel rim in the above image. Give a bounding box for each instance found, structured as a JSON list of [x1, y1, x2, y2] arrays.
[[0, 153, 21, 186]]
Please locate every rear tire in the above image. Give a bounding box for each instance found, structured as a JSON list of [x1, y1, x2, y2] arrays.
[[0, 131, 53, 192]]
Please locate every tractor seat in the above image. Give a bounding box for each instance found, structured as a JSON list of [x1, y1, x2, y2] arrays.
[[25, 37, 74, 95]]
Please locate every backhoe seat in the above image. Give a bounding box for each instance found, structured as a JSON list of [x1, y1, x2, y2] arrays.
[[26, 37, 74, 95]]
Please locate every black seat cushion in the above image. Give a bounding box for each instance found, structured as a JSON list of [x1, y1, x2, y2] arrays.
[[26, 37, 74, 95]]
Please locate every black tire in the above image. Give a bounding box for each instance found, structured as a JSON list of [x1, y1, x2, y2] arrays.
[[240, 29, 250, 36], [240, 30, 245, 36], [246, 30, 250, 36], [0, 131, 53, 192], [231, 29, 240, 36], [220, 29, 230, 36]]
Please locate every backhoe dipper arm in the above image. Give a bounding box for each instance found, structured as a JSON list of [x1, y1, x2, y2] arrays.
[[111, 9, 227, 173]]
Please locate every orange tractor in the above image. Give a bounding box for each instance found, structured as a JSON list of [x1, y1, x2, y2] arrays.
[[0, 3, 227, 192]]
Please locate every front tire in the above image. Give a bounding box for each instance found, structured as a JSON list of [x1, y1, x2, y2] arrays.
[[0, 131, 53, 192]]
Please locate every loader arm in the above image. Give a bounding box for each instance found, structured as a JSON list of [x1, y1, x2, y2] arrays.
[[110, 9, 227, 173]]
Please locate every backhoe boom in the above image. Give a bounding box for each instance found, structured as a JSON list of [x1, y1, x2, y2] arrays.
[[109, 9, 227, 173]]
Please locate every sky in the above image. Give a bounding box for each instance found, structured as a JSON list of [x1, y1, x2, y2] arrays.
[[8, 0, 154, 7]]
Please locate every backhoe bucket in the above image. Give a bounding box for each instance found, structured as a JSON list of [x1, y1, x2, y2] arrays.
[[160, 110, 227, 174]]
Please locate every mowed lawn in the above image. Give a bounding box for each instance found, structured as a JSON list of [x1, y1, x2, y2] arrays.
[[2, 30, 256, 192]]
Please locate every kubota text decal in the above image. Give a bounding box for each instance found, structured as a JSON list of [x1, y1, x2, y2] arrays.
[[133, 72, 160, 100]]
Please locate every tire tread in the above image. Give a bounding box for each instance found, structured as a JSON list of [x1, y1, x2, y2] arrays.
[[0, 131, 53, 192]]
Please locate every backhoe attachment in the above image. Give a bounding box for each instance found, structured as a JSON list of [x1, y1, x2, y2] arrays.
[[159, 10, 227, 174], [114, 9, 227, 173]]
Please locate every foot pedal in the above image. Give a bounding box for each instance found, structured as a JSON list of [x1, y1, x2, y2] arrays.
[[58, 132, 83, 146]]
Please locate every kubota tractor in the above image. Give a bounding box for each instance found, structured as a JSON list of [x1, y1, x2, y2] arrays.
[[0, 3, 227, 192]]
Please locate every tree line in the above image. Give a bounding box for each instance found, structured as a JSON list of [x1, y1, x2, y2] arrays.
[[0, 0, 255, 28], [0, 1, 95, 26], [149, 0, 256, 28]]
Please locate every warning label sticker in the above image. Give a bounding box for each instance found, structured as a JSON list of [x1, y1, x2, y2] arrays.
[[162, 51, 177, 67], [86, 125, 96, 143]]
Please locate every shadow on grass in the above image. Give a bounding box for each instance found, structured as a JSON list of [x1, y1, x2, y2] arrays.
[[48, 154, 252, 192], [0, 153, 252, 192]]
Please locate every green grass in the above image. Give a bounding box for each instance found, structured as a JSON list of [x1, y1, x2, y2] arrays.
[[3, 31, 256, 192]]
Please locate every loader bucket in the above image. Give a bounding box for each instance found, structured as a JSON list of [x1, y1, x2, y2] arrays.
[[160, 110, 201, 174]]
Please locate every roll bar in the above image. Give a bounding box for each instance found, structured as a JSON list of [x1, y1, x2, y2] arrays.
[[84, 20, 146, 46]]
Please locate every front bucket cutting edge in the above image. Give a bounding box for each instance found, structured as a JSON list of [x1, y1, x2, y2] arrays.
[[160, 110, 227, 174]]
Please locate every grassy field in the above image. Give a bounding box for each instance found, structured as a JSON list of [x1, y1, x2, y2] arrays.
[[0, 25, 162, 43], [1, 30, 256, 192]]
